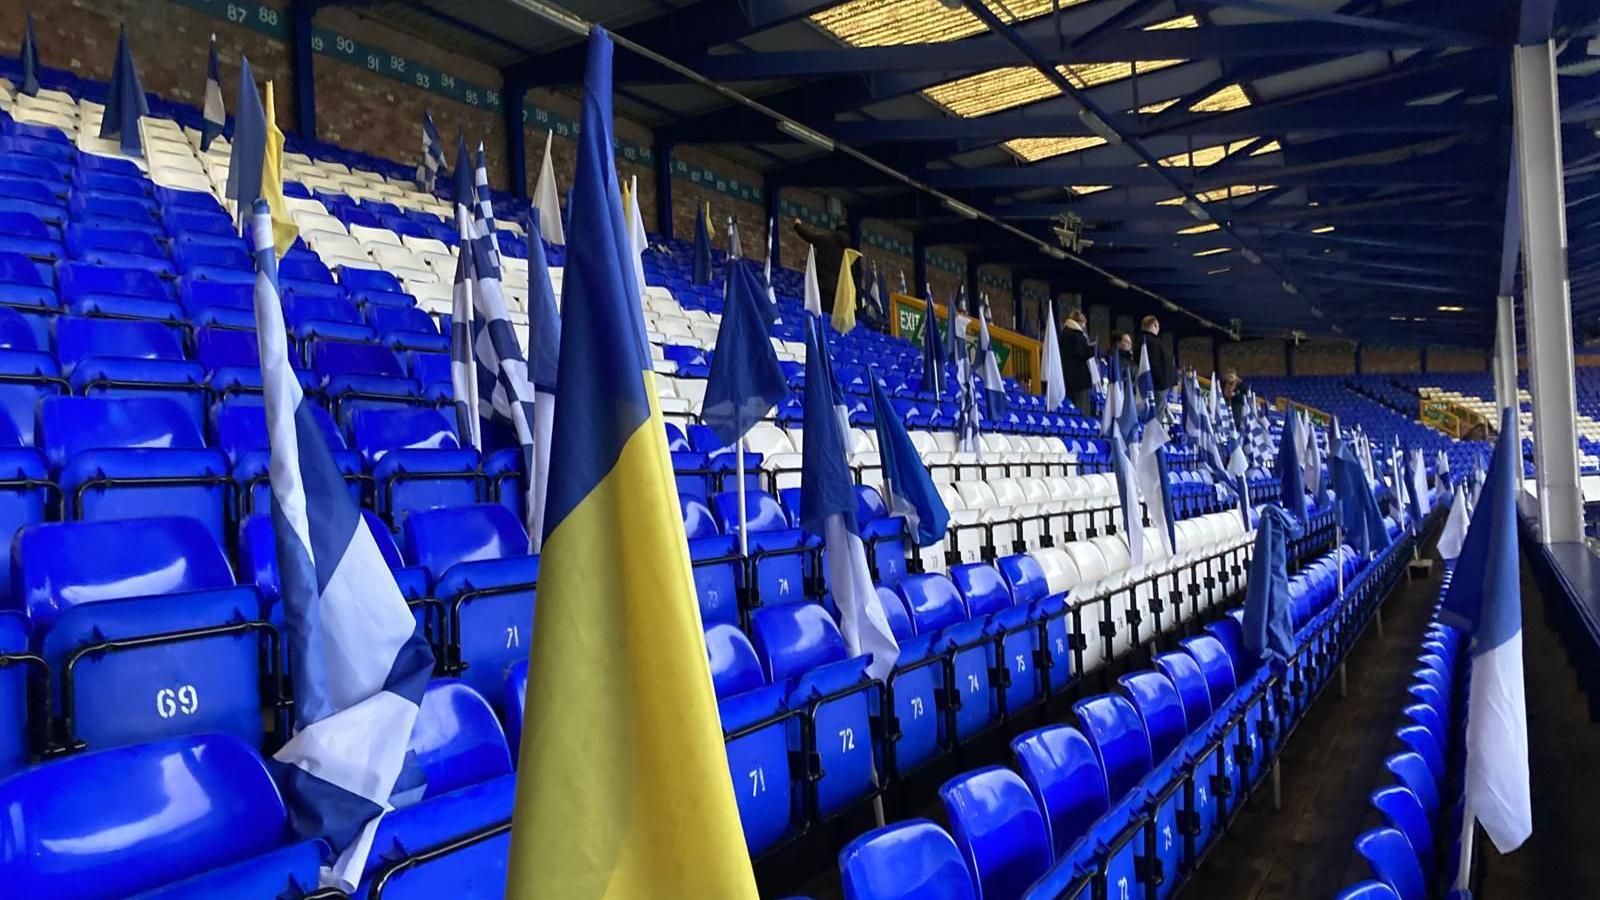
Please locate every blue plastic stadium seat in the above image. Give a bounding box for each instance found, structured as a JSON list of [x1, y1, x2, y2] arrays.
[[1072, 693, 1154, 801], [57, 261, 181, 322], [70, 356, 207, 434], [14, 516, 267, 752], [998, 554, 1072, 693], [76, 171, 150, 197], [354, 773, 514, 899], [0, 211, 64, 261], [163, 204, 238, 238], [340, 265, 416, 309], [1178, 635, 1237, 715], [182, 279, 255, 328], [749, 603, 877, 818], [239, 509, 429, 615], [1384, 752, 1439, 818], [0, 611, 32, 774], [409, 679, 515, 801], [0, 733, 297, 897], [368, 305, 447, 353], [1371, 786, 1434, 875], [939, 766, 1052, 900], [64, 223, 173, 275], [839, 820, 978, 900], [896, 572, 998, 741], [1335, 882, 1401, 900], [403, 504, 534, 705], [172, 235, 253, 281], [55, 315, 184, 373], [683, 497, 740, 627], [1010, 725, 1110, 862], [1117, 671, 1189, 764], [315, 340, 406, 379], [0, 426, 47, 601], [213, 396, 363, 516], [39, 395, 229, 544], [129, 842, 329, 900], [711, 489, 809, 607], [705, 623, 796, 855], [0, 175, 66, 222], [1354, 827, 1426, 900], [855, 485, 909, 585], [952, 561, 1040, 714], [351, 407, 480, 528], [875, 585, 942, 779], [0, 350, 63, 444]]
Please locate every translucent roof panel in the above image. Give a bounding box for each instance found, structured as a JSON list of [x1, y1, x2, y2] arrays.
[[810, 0, 1077, 47], [1002, 135, 1106, 162]]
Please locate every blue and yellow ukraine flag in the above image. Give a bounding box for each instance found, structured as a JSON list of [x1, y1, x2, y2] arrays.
[[505, 28, 758, 899]]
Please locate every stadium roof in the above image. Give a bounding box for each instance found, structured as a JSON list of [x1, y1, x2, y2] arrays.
[[346, 0, 1600, 344]]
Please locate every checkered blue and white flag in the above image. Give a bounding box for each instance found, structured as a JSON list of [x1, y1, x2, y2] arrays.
[[250, 200, 434, 891], [200, 34, 225, 152], [416, 110, 446, 192], [956, 336, 981, 456]]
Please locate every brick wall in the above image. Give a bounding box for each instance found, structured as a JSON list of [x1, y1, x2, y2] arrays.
[[1362, 345, 1421, 374], [1426, 347, 1488, 373], [926, 247, 967, 309], [979, 264, 1014, 330], [1293, 339, 1356, 376], [861, 220, 913, 296], [1087, 304, 1112, 351], [776, 188, 835, 272], [1177, 336, 1214, 373], [1219, 339, 1288, 377]]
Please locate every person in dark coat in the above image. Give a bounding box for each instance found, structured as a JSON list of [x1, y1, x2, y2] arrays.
[[1136, 315, 1177, 394], [1058, 308, 1095, 416], [1115, 332, 1134, 373], [792, 219, 856, 315]]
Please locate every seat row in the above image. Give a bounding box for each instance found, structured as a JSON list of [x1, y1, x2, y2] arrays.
[[836, 528, 1417, 900], [1339, 558, 1469, 900]]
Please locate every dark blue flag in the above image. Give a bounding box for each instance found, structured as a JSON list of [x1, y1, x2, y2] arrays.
[[1275, 408, 1308, 523], [99, 26, 148, 156], [869, 368, 949, 546], [1242, 504, 1304, 666], [20, 11, 39, 97], [702, 258, 788, 446], [692, 204, 713, 286], [224, 55, 266, 234], [920, 288, 944, 397]]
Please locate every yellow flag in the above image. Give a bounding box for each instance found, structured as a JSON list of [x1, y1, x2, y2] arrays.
[[832, 247, 863, 334], [260, 81, 298, 257]]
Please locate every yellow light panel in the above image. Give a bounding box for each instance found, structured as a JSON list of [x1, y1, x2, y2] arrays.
[[1206, 267, 1231, 275], [1144, 14, 1200, 29], [810, 0, 1075, 47], [1312, 225, 1336, 234], [1177, 222, 1220, 235], [1002, 135, 1105, 162], [1250, 139, 1282, 156], [924, 66, 1060, 117], [1193, 247, 1231, 257], [1068, 184, 1111, 195], [1138, 83, 1250, 116], [1157, 184, 1276, 206], [1156, 138, 1259, 168]]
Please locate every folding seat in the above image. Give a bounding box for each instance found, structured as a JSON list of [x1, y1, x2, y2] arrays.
[[0, 153, 68, 183], [711, 489, 808, 607], [69, 190, 159, 230], [406, 349, 451, 389], [340, 264, 417, 308], [1009, 725, 1110, 861], [951, 562, 1040, 714], [408, 679, 515, 802], [870, 585, 944, 779], [368, 304, 447, 353], [0, 175, 66, 223], [163, 203, 237, 238], [57, 260, 182, 323], [0, 611, 34, 775], [1371, 786, 1434, 876], [354, 771, 515, 899], [284, 291, 375, 350], [1335, 883, 1402, 900], [239, 509, 427, 617], [997, 553, 1072, 693], [14, 516, 269, 752], [838, 820, 977, 900], [0, 733, 307, 898], [896, 573, 998, 742], [172, 234, 252, 281], [70, 350, 207, 435], [351, 407, 481, 528], [403, 504, 534, 705], [683, 497, 740, 628], [1073, 693, 1154, 803], [181, 278, 254, 328], [938, 766, 1052, 900], [55, 315, 183, 372], [65, 222, 174, 275], [748, 603, 878, 819], [855, 484, 910, 585], [0, 211, 64, 261], [705, 623, 798, 855], [1353, 827, 1426, 900]]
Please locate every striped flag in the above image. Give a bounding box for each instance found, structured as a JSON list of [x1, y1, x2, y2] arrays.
[[200, 34, 225, 151], [468, 143, 539, 548], [249, 200, 434, 891], [416, 110, 445, 192], [504, 29, 758, 897], [448, 134, 480, 449], [946, 290, 965, 401], [975, 302, 1008, 422], [524, 213, 560, 554], [956, 335, 980, 455], [919, 286, 944, 398], [803, 314, 900, 679]]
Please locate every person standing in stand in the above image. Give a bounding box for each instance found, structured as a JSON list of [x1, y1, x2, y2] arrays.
[[1059, 308, 1095, 416]]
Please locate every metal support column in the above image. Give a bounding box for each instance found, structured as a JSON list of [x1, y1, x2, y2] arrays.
[[289, 0, 317, 139], [503, 84, 528, 200], [1495, 294, 1522, 457], [655, 140, 674, 238], [1513, 40, 1584, 543]]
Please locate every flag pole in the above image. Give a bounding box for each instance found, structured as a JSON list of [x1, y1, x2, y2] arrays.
[[736, 438, 749, 558]]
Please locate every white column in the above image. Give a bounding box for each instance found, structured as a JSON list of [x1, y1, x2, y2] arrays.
[[1513, 40, 1584, 544], [1494, 294, 1521, 452]]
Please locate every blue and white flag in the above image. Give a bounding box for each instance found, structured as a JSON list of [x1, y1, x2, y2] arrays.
[[919, 287, 944, 398], [416, 111, 445, 192], [100, 26, 148, 157], [703, 258, 787, 447], [468, 143, 538, 528], [870, 368, 949, 547], [250, 200, 434, 891], [1436, 449, 1452, 492], [956, 331, 980, 456], [1135, 344, 1156, 422], [448, 135, 481, 449], [1303, 415, 1324, 498], [19, 12, 39, 97], [1101, 353, 1144, 568], [524, 212, 560, 554], [532, 131, 565, 246], [1407, 446, 1429, 524], [946, 288, 965, 401], [762, 214, 778, 309], [1440, 408, 1530, 857], [1329, 418, 1388, 559], [200, 34, 226, 152], [1135, 415, 1176, 557], [1275, 409, 1308, 524], [1437, 485, 1469, 561], [976, 302, 1008, 423], [1241, 505, 1303, 666], [801, 315, 898, 680]]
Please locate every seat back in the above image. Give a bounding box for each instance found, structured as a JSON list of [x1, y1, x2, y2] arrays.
[[0, 733, 291, 898], [1371, 786, 1433, 870], [54, 316, 183, 372], [705, 623, 766, 699], [895, 573, 967, 635], [1009, 725, 1109, 860], [12, 515, 234, 631], [402, 503, 529, 583], [995, 554, 1049, 606], [939, 766, 1051, 900], [1116, 671, 1190, 763], [748, 603, 847, 685], [1179, 635, 1238, 711], [1153, 651, 1214, 732], [949, 563, 1011, 619], [710, 489, 790, 535], [1353, 827, 1426, 900], [350, 407, 461, 461], [314, 340, 405, 379], [838, 820, 978, 900], [37, 395, 202, 470], [1072, 693, 1154, 801], [410, 680, 514, 801]]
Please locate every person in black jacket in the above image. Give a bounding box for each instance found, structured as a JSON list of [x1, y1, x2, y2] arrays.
[[1058, 308, 1095, 416], [1136, 315, 1177, 394], [792, 219, 856, 314]]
